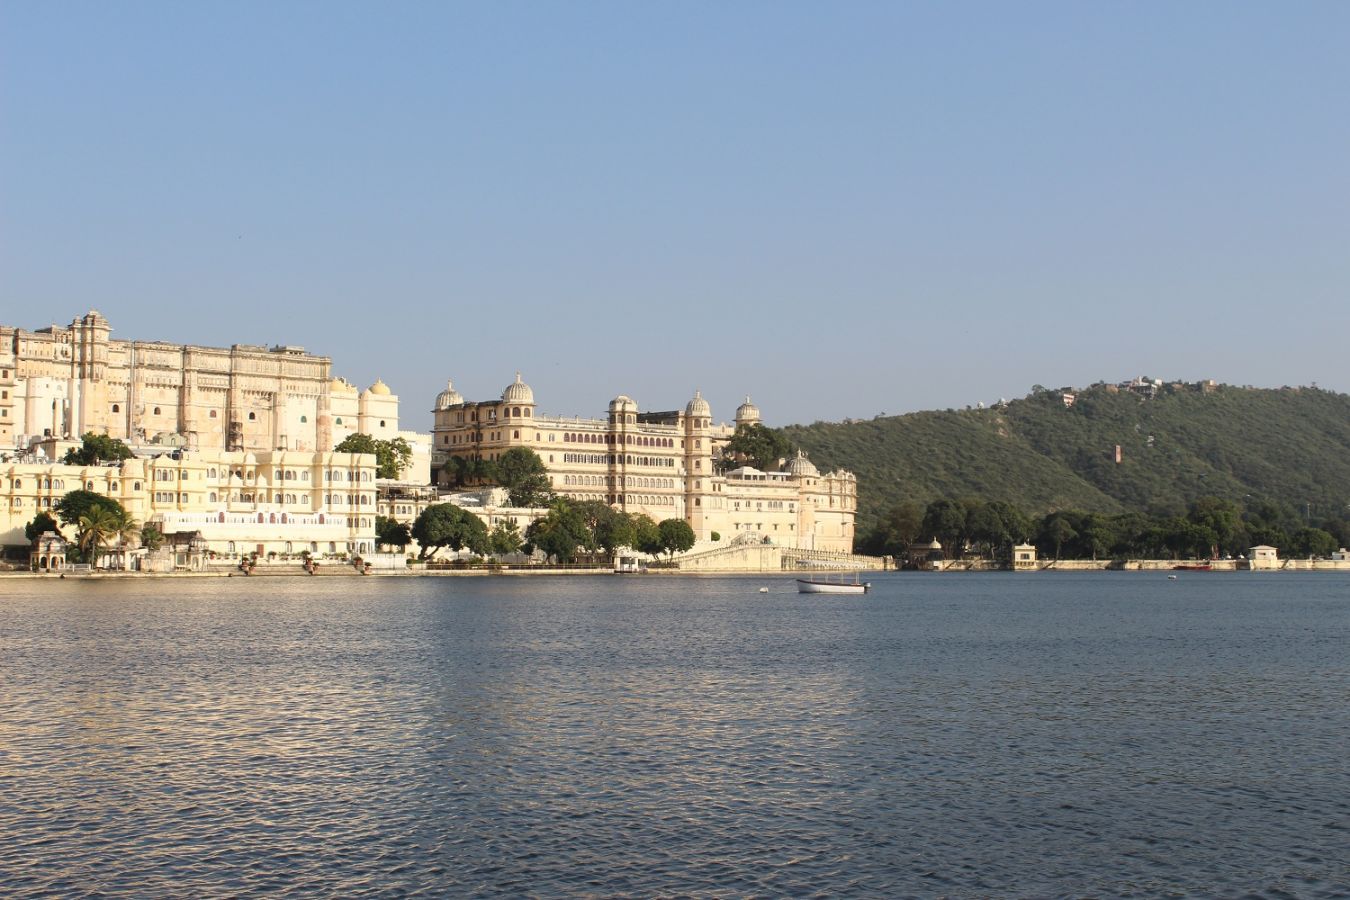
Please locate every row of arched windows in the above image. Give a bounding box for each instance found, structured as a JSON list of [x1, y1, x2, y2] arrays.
[[6, 477, 134, 491], [564, 432, 675, 448], [563, 475, 676, 490]]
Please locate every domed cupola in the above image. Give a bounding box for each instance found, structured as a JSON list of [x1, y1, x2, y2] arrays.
[[501, 372, 534, 405], [785, 450, 819, 478], [365, 378, 392, 396], [735, 395, 761, 426], [608, 394, 637, 414], [685, 390, 711, 419], [435, 379, 464, 410]]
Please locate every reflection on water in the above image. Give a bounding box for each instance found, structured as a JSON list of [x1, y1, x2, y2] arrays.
[[1, 573, 1347, 896]]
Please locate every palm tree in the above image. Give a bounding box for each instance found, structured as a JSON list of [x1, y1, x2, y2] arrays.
[[110, 509, 141, 570], [77, 505, 121, 567]]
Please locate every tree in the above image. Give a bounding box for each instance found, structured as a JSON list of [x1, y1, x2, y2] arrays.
[[496, 447, 552, 507], [657, 518, 696, 559], [631, 514, 663, 556], [1154, 517, 1216, 560], [334, 433, 413, 479], [411, 504, 488, 559], [55, 490, 127, 528], [719, 423, 794, 472], [1289, 527, 1337, 558], [77, 505, 122, 565], [525, 500, 594, 564], [885, 501, 925, 549], [25, 511, 60, 543], [63, 432, 134, 466], [489, 520, 523, 557], [1038, 514, 1078, 561], [921, 499, 967, 557], [375, 515, 411, 550], [111, 507, 140, 551], [139, 523, 165, 552], [1109, 512, 1152, 558], [965, 503, 1009, 559], [1188, 496, 1244, 557], [1074, 513, 1114, 560], [442, 455, 500, 488], [597, 513, 638, 556], [570, 500, 639, 556]]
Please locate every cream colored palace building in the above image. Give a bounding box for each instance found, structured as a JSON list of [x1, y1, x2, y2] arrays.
[[1, 448, 379, 558], [0, 310, 435, 561], [430, 375, 857, 552], [0, 311, 427, 478]]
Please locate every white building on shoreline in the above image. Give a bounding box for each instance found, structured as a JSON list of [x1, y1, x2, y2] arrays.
[[1, 447, 379, 561], [428, 375, 856, 552]]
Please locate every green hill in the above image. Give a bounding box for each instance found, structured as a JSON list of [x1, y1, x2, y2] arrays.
[[785, 384, 1350, 531]]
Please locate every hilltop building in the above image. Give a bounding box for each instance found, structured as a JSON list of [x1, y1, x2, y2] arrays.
[[428, 375, 857, 551], [0, 311, 430, 479]]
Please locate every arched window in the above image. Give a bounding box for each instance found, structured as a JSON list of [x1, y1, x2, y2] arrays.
[[300, 415, 308, 423], [210, 492, 217, 503], [248, 412, 256, 421], [257, 513, 264, 523], [153, 407, 161, 415], [380, 420, 386, 427], [210, 410, 217, 418], [335, 417, 343, 425], [112, 404, 120, 413], [218, 512, 226, 523]]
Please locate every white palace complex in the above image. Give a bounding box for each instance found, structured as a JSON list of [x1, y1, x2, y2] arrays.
[[0, 310, 412, 457], [430, 375, 857, 552], [0, 311, 426, 560], [1, 310, 858, 563]]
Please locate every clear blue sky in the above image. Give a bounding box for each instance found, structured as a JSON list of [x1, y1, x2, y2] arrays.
[[3, 2, 1347, 427]]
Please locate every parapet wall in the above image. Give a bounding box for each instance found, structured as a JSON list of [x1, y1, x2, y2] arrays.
[[675, 544, 783, 572]]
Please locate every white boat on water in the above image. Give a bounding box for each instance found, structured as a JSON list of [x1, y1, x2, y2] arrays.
[[796, 573, 870, 594]]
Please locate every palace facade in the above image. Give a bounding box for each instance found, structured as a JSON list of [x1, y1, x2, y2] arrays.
[[0, 448, 378, 558], [0, 311, 416, 465], [429, 375, 857, 551]]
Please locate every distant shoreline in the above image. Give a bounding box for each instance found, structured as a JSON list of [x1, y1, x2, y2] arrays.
[[4, 563, 1348, 580]]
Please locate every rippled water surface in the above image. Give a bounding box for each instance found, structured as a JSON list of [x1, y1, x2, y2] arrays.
[[1, 572, 1347, 897]]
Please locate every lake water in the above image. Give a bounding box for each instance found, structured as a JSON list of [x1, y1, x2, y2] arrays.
[[1, 572, 1347, 897]]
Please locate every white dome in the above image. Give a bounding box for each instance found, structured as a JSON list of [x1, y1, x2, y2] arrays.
[[501, 372, 534, 404], [609, 394, 637, 413], [435, 379, 464, 409], [365, 378, 392, 396], [685, 390, 711, 418], [735, 396, 761, 423], [785, 451, 818, 477]]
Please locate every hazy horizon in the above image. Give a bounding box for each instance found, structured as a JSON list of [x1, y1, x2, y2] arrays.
[[4, 2, 1347, 427]]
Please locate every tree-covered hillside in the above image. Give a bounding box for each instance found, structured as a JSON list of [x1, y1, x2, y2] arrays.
[[785, 384, 1350, 531]]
